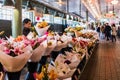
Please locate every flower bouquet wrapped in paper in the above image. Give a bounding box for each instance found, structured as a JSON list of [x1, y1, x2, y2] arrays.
[[65, 52, 81, 69], [30, 44, 46, 62], [36, 64, 58, 80], [55, 53, 80, 69], [42, 39, 56, 56], [55, 62, 76, 79], [23, 35, 47, 62], [35, 21, 50, 37], [0, 50, 32, 72], [0, 36, 38, 80], [21, 35, 47, 80], [0, 36, 33, 72], [54, 35, 68, 51], [0, 44, 32, 80]]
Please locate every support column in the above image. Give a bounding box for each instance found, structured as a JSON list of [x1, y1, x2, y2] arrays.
[[67, 0, 69, 13], [12, 0, 22, 38], [86, 9, 88, 21], [80, 0, 81, 16]]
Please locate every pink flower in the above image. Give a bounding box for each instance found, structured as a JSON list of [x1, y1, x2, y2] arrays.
[[24, 40, 31, 46], [37, 38, 46, 43], [14, 48, 22, 55], [30, 40, 36, 47], [45, 32, 48, 35], [3, 47, 10, 54], [0, 39, 3, 44]]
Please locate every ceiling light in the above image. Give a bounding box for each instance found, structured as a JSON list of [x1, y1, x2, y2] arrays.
[[63, 14, 66, 19], [44, 8, 49, 14], [25, 0, 34, 11], [111, 0, 118, 5], [55, 0, 65, 6], [55, 12, 60, 17], [109, 11, 113, 14]]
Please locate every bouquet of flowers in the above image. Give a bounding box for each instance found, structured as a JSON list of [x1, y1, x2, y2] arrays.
[[23, 35, 47, 62], [42, 38, 57, 56], [35, 21, 50, 36], [54, 34, 68, 51], [36, 64, 58, 80], [0, 36, 33, 72]]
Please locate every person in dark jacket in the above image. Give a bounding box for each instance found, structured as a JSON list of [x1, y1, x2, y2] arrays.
[[104, 23, 112, 41], [23, 18, 32, 36]]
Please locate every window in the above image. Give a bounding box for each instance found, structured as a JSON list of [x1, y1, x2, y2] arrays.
[[0, 5, 33, 21], [22, 9, 34, 22], [0, 8, 13, 20]]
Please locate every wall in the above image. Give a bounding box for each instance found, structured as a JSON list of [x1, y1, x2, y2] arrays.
[[0, 20, 12, 38]]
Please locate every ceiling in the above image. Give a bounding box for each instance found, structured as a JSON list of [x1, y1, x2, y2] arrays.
[[82, 0, 120, 20], [99, 0, 120, 17], [0, 0, 120, 21]]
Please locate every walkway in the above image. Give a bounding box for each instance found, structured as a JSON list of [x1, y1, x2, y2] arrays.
[[79, 39, 120, 80]]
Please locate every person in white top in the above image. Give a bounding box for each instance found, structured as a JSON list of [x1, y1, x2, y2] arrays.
[[111, 24, 117, 42]]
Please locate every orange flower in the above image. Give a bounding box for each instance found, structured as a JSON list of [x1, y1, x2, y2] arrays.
[[48, 70, 58, 80], [36, 72, 44, 80], [14, 36, 23, 42]]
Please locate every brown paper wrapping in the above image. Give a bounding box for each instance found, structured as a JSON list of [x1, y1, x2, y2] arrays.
[[0, 51, 32, 72], [30, 44, 46, 62], [54, 42, 68, 51], [58, 69, 76, 79], [44, 46, 55, 56], [42, 40, 56, 56]]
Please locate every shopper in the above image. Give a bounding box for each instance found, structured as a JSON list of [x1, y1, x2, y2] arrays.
[[117, 26, 120, 37], [96, 26, 100, 37], [104, 23, 112, 41], [23, 18, 32, 36], [100, 25, 105, 39], [111, 24, 117, 42]]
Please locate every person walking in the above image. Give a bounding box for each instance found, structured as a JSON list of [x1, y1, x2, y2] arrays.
[[111, 24, 117, 42], [104, 23, 112, 41], [100, 25, 105, 39]]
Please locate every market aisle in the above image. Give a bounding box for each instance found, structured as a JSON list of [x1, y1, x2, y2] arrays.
[[79, 39, 120, 80]]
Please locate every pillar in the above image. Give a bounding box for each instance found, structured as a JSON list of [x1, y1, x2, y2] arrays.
[[12, 0, 22, 38], [67, 0, 69, 13], [86, 9, 88, 21]]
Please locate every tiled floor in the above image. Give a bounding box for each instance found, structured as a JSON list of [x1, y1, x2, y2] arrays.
[[79, 39, 120, 80]]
